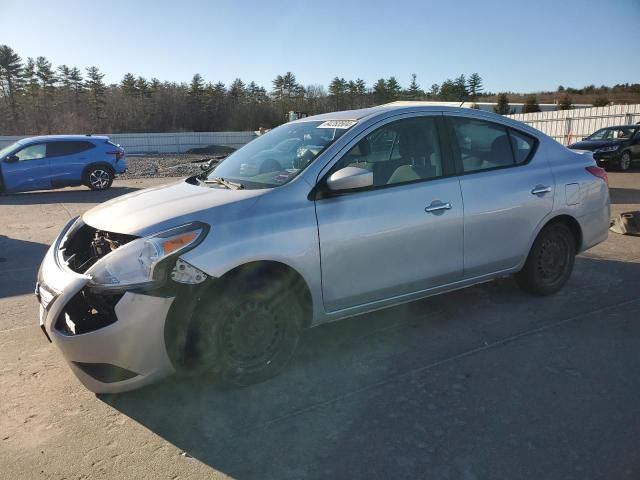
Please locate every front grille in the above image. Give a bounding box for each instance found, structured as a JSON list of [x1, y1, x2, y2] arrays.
[[54, 288, 123, 335], [60, 224, 137, 274]]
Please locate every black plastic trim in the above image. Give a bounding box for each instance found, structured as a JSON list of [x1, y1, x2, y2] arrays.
[[72, 361, 138, 383]]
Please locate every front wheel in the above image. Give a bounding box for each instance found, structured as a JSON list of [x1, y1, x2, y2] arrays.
[[189, 275, 303, 386], [85, 166, 113, 190], [619, 151, 632, 171], [515, 222, 576, 296]]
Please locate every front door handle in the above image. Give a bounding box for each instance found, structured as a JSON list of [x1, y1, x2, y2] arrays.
[[425, 201, 452, 213], [531, 185, 552, 195]]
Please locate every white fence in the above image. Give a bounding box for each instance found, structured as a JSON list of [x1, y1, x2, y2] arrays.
[[507, 104, 640, 145], [0, 131, 257, 154]]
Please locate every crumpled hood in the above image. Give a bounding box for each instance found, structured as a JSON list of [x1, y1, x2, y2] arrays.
[[569, 139, 626, 151], [82, 179, 265, 235]]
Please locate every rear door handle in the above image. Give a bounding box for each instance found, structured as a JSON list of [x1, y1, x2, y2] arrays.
[[425, 201, 452, 213], [531, 185, 552, 195]]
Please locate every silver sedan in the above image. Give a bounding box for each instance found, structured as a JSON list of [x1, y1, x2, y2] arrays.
[[36, 105, 610, 393]]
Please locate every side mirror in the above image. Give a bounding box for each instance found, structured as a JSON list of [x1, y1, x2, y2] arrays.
[[5, 154, 18, 163], [581, 137, 588, 141], [326, 167, 373, 191]]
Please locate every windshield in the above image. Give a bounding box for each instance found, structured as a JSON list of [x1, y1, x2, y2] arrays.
[[0, 141, 21, 158], [206, 120, 354, 188], [588, 127, 636, 141]]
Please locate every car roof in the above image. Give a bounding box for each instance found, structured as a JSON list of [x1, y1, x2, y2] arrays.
[[595, 125, 638, 130], [293, 103, 537, 134], [18, 134, 109, 145]]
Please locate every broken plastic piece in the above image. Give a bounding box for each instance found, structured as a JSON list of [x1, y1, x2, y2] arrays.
[[610, 211, 640, 235]]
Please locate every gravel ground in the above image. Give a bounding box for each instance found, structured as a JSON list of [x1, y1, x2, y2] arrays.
[[119, 154, 214, 179]]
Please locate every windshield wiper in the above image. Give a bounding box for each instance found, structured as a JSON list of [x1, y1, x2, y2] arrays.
[[204, 176, 244, 190]]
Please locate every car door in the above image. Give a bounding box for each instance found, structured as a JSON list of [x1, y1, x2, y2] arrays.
[[47, 141, 95, 187], [444, 114, 554, 278], [315, 114, 464, 312], [1, 143, 51, 193]]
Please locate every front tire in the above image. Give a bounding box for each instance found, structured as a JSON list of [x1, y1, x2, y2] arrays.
[[189, 274, 303, 386], [515, 222, 576, 296], [85, 166, 114, 190], [619, 151, 632, 171]]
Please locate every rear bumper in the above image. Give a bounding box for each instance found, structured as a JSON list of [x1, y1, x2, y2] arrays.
[[578, 203, 610, 253], [114, 158, 127, 175], [37, 219, 175, 393]]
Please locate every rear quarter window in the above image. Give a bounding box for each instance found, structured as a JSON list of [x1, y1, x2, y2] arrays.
[[47, 141, 96, 157], [508, 129, 537, 164]]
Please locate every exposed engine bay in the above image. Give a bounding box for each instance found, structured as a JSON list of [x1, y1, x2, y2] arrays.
[[61, 223, 138, 274]]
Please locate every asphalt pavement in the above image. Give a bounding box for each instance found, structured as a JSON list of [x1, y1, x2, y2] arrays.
[[1, 173, 639, 479]]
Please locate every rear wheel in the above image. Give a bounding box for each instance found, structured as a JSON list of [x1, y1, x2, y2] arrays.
[[515, 222, 576, 296], [189, 274, 303, 386], [85, 166, 114, 190], [619, 151, 632, 171]]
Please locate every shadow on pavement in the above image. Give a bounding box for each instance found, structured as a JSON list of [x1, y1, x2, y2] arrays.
[[99, 256, 640, 479], [0, 186, 139, 205], [0, 235, 48, 298], [609, 186, 640, 205]]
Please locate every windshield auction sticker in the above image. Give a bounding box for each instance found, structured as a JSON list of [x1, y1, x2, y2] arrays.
[[317, 120, 357, 129]]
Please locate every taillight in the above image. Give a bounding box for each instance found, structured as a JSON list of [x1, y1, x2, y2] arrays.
[[586, 166, 608, 186], [107, 149, 125, 161]]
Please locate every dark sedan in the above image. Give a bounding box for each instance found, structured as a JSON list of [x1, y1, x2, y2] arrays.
[[568, 125, 640, 171]]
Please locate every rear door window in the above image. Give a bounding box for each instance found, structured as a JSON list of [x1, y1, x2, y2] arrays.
[[450, 117, 513, 172], [47, 141, 95, 157]]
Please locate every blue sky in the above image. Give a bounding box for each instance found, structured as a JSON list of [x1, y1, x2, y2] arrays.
[[1, 0, 639, 93]]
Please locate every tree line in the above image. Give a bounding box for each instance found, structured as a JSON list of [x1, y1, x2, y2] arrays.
[[0, 45, 491, 135], [1, 44, 638, 135]]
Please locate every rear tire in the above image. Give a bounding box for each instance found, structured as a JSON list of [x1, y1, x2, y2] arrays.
[[189, 273, 303, 386], [85, 166, 114, 190], [619, 151, 632, 171], [515, 222, 576, 296]]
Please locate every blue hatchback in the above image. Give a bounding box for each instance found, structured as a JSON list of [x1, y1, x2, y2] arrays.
[[0, 135, 127, 193]]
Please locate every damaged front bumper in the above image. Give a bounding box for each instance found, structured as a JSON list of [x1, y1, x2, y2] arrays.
[[36, 218, 176, 394]]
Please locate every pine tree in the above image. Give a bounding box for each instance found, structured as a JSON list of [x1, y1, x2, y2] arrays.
[[121, 73, 137, 96], [328, 77, 348, 109], [406, 73, 422, 100], [522, 95, 540, 113], [68, 67, 84, 102], [438, 79, 457, 101], [373, 78, 388, 104], [467, 73, 483, 100], [386, 77, 401, 101], [493, 93, 511, 115], [188, 73, 205, 97], [85, 66, 106, 130], [0, 45, 24, 130], [35, 56, 57, 133], [229, 78, 246, 102], [454, 74, 468, 101]]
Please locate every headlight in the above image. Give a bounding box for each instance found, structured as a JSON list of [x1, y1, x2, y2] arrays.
[[86, 223, 206, 290], [597, 145, 619, 153]]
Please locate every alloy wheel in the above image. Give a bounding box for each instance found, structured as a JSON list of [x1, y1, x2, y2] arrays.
[[89, 169, 111, 189]]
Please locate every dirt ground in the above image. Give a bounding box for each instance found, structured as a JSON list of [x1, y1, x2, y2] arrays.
[[1, 172, 639, 479]]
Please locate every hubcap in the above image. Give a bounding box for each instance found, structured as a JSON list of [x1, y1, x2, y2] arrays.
[[621, 153, 631, 170], [221, 301, 285, 371], [536, 235, 569, 283], [89, 169, 110, 189]]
